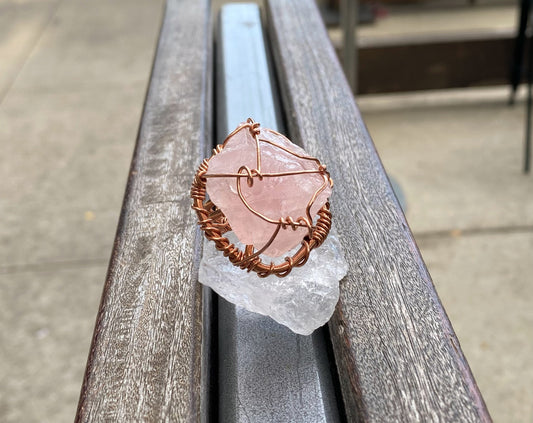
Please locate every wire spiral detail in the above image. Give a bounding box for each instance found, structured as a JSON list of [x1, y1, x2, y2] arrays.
[[190, 119, 332, 278]]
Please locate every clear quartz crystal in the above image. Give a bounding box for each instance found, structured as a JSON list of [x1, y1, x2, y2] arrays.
[[198, 228, 348, 335]]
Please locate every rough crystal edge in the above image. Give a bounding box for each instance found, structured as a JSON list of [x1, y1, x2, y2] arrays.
[[198, 227, 348, 335]]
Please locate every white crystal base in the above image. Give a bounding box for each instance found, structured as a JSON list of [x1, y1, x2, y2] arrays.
[[198, 228, 348, 335]]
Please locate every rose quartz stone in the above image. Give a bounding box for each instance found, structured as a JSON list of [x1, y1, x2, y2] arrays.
[[206, 125, 331, 257]]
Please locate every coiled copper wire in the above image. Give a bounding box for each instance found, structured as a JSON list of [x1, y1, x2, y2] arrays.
[[190, 119, 332, 278]]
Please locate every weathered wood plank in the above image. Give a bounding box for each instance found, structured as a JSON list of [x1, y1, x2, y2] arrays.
[[216, 5, 341, 422], [266, 0, 491, 421], [76, 0, 212, 421]]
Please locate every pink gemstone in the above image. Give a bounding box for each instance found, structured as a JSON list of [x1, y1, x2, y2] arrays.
[[206, 124, 331, 257]]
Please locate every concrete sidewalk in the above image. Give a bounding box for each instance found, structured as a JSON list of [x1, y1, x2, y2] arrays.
[[359, 88, 533, 423], [0, 0, 532, 422], [0, 0, 164, 421]]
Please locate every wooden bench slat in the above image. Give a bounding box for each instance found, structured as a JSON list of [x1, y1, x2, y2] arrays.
[[76, 0, 212, 421], [266, 0, 491, 421], [216, 5, 341, 422]]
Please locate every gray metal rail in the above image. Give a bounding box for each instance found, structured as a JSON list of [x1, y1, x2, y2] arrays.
[[215, 4, 341, 422]]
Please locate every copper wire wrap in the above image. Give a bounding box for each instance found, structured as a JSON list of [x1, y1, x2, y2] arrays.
[[190, 118, 332, 278]]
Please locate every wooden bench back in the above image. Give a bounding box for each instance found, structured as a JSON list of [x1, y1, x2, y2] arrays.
[[266, 1, 489, 421], [76, 0, 491, 421], [76, 0, 212, 420]]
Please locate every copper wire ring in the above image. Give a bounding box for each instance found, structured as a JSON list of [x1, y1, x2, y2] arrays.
[[190, 119, 332, 278]]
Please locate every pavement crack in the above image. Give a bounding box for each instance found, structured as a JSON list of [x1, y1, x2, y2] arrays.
[[0, 0, 66, 105], [414, 224, 533, 240], [0, 257, 108, 275]]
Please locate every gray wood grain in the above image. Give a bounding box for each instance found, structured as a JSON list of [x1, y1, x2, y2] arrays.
[[266, 0, 491, 421], [76, 0, 212, 421], [216, 5, 340, 422]]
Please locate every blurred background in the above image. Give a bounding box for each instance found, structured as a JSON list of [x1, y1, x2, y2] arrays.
[[0, 0, 531, 421]]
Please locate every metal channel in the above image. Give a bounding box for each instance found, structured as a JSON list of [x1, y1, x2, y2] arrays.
[[215, 4, 341, 422]]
